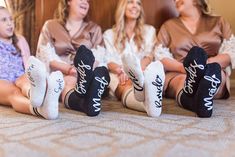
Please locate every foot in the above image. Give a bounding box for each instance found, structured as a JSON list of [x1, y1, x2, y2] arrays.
[[85, 66, 110, 116], [195, 63, 221, 118], [183, 46, 207, 96], [74, 45, 95, 96], [144, 61, 165, 117], [26, 56, 47, 107], [38, 71, 64, 120], [121, 52, 145, 101]]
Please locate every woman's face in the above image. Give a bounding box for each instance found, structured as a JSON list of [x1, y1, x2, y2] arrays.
[[174, 0, 196, 14], [68, 0, 90, 19], [125, 0, 141, 21], [0, 9, 14, 39]]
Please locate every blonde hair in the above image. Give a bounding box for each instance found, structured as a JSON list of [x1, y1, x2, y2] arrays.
[[0, 6, 20, 55], [54, 0, 89, 26], [113, 0, 145, 52], [196, 0, 211, 15]]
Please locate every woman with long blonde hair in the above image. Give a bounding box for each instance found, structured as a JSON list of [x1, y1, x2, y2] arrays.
[[104, 0, 165, 117], [154, 0, 235, 117]]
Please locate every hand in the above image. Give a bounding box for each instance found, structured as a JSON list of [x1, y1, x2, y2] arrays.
[[118, 72, 129, 85], [179, 63, 186, 74], [67, 66, 77, 77]]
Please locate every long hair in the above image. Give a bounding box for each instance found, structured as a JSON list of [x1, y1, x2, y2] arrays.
[[0, 6, 20, 55], [54, 0, 89, 26], [113, 0, 145, 52], [196, 0, 211, 15]]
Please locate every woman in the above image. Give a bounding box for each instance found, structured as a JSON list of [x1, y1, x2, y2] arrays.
[[154, 0, 234, 117], [0, 6, 64, 120], [37, 0, 110, 116], [103, 0, 165, 117]]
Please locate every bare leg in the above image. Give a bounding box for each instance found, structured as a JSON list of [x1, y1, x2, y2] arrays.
[[15, 74, 30, 97], [116, 80, 145, 112], [166, 74, 186, 99], [115, 80, 132, 100], [61, 75, 76, 104], [10, 89, 31, 114], [214, 70, 227, 99], [0, 80, 31, 114]]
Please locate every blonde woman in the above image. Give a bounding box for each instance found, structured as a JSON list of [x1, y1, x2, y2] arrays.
[[104, 0, 165, 117], [155, 0, 234, 117], [37, 0, 110, 117]]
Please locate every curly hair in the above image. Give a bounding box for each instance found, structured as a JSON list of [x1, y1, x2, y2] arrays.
[[113, 0, 145, 53], [54, 0, 89, 26]]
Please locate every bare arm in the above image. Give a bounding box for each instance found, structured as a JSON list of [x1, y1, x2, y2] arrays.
[[207, 53, 231, 69], [108, 62, 123, 75], [50, 61, 76, 76], [141, 56, 153, 71], [107, 62, 129, 85], [161, 58, 185, 73]]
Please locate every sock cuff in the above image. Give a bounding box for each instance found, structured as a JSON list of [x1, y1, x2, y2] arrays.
[[27, 89, 30, 98], [64, 89, 75, 109], [176, 89, 184, 108], [121, 88, 133, 107], [29, 105, 44, 118]]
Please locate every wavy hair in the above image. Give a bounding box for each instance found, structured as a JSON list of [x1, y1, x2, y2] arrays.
[[196, 0, 211, 15], [54, 0, 89, 26], [113, 0, 145, 52], [0, 6, 20, 55]]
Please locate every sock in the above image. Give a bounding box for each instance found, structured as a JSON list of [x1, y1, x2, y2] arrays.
[[183, 46, 207, 96], [64, 89, 85, 112], [121, 52, 145, 102], [84, 66, 110, 117], [37, 71, 64, 120], [74, 45, 95, 96], [26, 56, 47, 107], [144, 61, 165, 117], [122, 88, 145, 112], [195, 63, 221, 118], [176, 89, 195, 112]]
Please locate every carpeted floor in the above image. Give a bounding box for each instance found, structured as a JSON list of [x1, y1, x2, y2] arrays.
[[1, 89, 235, 157]]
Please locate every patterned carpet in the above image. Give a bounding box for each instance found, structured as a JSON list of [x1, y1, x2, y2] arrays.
[[1, 89, 235, 157]]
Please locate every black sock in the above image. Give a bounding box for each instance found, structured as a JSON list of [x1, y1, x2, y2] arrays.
[[64, 89, 85, 112], [177, 89, 195, 112], [84, 66, 110, 117], [195, 63, 221, 118], [183, 46, 207, 96], [74, 45, 95, 97]]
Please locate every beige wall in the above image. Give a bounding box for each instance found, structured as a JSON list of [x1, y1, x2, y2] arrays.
[[209, 1, 235, 80], [209, 0, 235, 32]]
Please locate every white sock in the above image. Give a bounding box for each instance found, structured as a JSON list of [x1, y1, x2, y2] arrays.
[[38, 71, 64, 120], [144, 61, 165, 117], [122, 88, 145, 112], [121, 52, 145, 102], [27, 56, 47, 107]]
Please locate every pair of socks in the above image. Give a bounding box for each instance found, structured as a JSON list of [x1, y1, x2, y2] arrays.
[[27, 56, 64, 120], [65, 45, 110, 116], [177, 46, 222, 118], [121, 52, 165, 117]]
